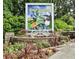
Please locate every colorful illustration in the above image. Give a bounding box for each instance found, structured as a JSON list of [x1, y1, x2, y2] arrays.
[[26, 3, 53, 31]]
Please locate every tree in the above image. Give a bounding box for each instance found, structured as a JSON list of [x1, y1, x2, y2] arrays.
[[3, 0, 75, 34]]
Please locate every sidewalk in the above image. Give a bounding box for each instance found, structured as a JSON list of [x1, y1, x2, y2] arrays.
[[49, 42, 75, 59]]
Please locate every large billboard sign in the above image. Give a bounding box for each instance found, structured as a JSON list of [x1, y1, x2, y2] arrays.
[[26, 3, 54, 36]]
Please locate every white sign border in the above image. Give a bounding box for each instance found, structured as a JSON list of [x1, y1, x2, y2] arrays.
[[25, 3, 54, 31]]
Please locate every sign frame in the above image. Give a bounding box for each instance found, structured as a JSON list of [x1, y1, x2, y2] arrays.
[[25, 3, 54, 32]]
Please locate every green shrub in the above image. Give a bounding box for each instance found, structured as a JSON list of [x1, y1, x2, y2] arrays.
[[3, 23, 12, 32], [36, 40, 50, 48], [65, 25, 74, 31], [54, 17, 74, 31], [54, 19, 68, 31], [61, 15, 74, 25], [68, 16, 74, 25], [3, 15, 25, 34], [4, 43, 25, 53]]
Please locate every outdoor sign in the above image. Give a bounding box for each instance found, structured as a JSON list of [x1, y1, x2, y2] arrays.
[[25, 3, 54, 36]]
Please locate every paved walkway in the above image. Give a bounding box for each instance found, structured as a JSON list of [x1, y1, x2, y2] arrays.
[[49, 42, 75, 59]]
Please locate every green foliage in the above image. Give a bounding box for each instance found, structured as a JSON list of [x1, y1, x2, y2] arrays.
[[5, 43, 25, 53], [68, 16, 74, 25], [36, 40, 51, 48], [3, 0, 75, 33], [25, 0, 51, 3], [54, 17, 74, 31], [3, 0, 25, 34], [61, 15, 74, 25], [66, 25, 74, 31], [3, 15, 25, 33], [3, 23, 12, 32], [54, 19, 68, 31], [53, 0, 75, 18]]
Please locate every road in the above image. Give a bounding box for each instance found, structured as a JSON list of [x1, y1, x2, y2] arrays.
[[49, 42, 75, 59]]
